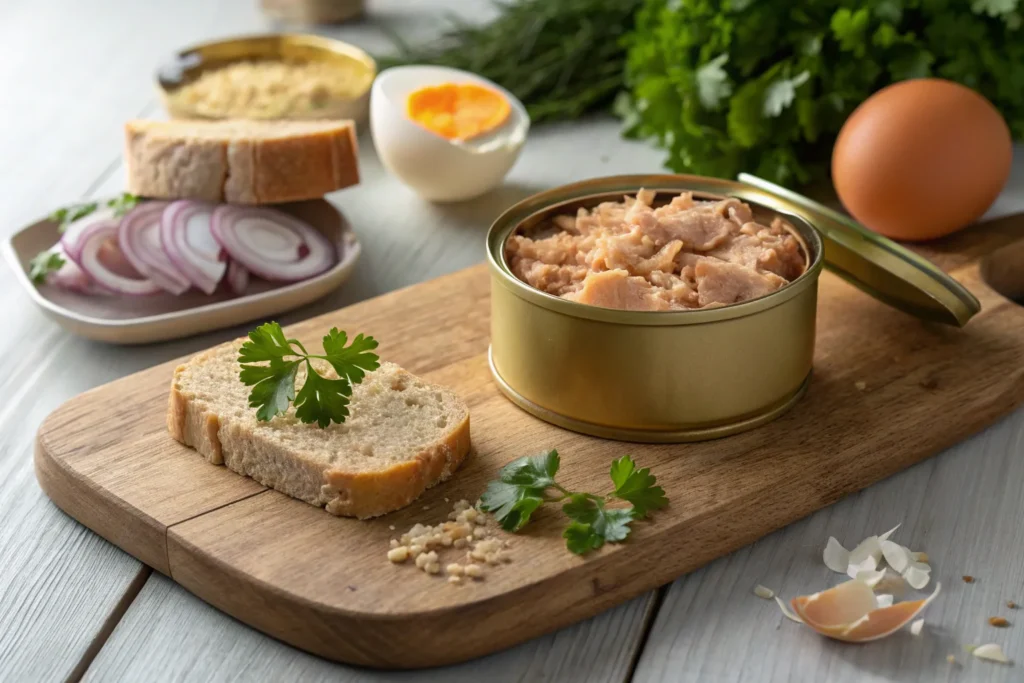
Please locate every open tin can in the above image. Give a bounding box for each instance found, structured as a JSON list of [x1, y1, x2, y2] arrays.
[[487, 174, 980, 443]]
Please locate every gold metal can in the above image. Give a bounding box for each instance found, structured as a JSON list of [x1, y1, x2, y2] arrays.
[[487, 175, 824, 443]]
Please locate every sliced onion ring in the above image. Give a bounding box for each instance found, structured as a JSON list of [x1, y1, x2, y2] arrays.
[[119, 202, 190, 294], [60, 206, 116, 261], [210, 206, 335, 282], [68, 221, 162, 296], [161, 200, 226, 295], [226, 261, 250, 295]]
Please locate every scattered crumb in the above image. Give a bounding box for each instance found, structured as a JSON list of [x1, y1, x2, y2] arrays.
[[444, 497, 450, 503], [962, 575, 975, 583], [422, 505, 430, 511], [855, 381, 867, 391], [754, 585, 775, 600], [1008, 601, 1018, 609], [910, 618, 924, 636], [386, 500, 506, 581], [388, 524, 396, 531], [914, 552, 929, 563], [946, 654, 957, 665], [774, 596, 802, 623], [989, 617, 1010, 628]]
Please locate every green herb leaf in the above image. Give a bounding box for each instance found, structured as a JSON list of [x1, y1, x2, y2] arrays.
[[320, 328, 380, 384], [28, 250, 65, 284], [480, 481, 546, 532], [562, 494, 633, 554], [609, 456, 668, 518], [49, 201, 98, 233], [106, 192, 140, 217], [480, 450, 666, 554], [242, 358, 299, 422], [499, 450, 560, 488], [293, 361, 353, 428], [237, 322, 378, 428]]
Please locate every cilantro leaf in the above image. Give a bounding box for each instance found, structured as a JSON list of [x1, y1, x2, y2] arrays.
[[242, 358, 299, 422], [480, 480, 545, 531], [562, 494, 633, 554], [237, 322, 378, 428], [106, 192, 140, 217], [498, 449, 560, 488], [320, 328, 380, 384], [609, 456, 668, 518], [49, 201, 98, 233], [238, 322, 295, 363], [294, 362, 353, 428], [28, 250, 65, 284]]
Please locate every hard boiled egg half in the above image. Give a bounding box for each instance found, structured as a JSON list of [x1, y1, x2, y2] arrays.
[[370, 66, 529, 202]]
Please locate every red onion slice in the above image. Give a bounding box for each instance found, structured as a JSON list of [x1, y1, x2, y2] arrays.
[[43, 244, 102, 294], [60, 207, 116, 261], [210, 206, 335, 282], [119, 202, 190, 294], [226, 261, 250, 295], [160, 200, 226, 295], [68, 221, 162, 296]]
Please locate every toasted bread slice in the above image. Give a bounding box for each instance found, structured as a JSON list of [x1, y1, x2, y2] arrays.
[[167, 342, 470, 518], [124, 119, 359, 205]]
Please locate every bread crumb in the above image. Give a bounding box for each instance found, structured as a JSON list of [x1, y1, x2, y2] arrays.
[[464, 563, 483, 578], [389, 539, 398, 549], [387, 547, 409, 563], [447, 563, 464, 577], [989, 617, 1010, 627], [448, 575, 462, 584], [425, 562, 441, 574], [946, 654, 956, 665], [963, 575, 975, 583], [1008, 601, 1018, 609], [422, 505, 430, 511], [915, 552, 929, 563], [388, 525, 396, 531], [855, 381, 867, 391]]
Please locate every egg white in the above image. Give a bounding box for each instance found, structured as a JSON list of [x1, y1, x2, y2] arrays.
[[370, 65, 530, 202]]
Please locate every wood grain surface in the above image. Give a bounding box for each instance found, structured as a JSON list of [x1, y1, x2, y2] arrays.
[[35, 219, 1024, 667]]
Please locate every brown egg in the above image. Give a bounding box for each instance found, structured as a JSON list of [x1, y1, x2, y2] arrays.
[[832, 79, 1012, 242]]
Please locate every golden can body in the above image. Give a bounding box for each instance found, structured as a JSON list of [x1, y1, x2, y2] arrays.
[[487, 176, 824, 443]]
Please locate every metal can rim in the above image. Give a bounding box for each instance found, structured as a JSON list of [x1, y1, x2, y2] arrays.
[[486, 175, 825, 327]]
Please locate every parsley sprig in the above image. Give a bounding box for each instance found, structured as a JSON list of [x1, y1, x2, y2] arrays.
[[49, 192, 140, 232], [480, 450, 668, 555], [238, 322, 380, 428], [28, 250, 66, 284]]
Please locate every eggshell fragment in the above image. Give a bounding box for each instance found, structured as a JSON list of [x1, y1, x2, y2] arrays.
[[903, 565, 931, 590], [854, 569, 886, 589], [849, 536, 883, 566], [791, 580, 941, 643], [972, 643, 1011, 664], [910, 618, 924, 635], [847, 555, 879, 579], [881, 540, 911, 573], [877, 594, 895, 608], [775, 596, 803, 623], [824, 537, 850, 574], [879, 524, 901, 543], [754, 585, 775, 600]]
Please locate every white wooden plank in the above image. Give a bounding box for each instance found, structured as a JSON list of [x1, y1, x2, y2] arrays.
[[632, 406, 1024, 683], [83, 574, 653, 683]]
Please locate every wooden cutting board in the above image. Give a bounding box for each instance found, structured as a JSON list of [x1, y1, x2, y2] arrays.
[[35, 216, 1024, 669]]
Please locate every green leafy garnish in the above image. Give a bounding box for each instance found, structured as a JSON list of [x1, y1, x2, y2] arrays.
[[480, 450, 667, 555], [106, 192, 140, 217], [50, 202, 98, 232], [238, 322, 379, 428], [28, 250, 65, 284], [48, 192, 140, 233]]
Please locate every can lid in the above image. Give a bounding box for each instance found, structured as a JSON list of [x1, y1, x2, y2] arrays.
[[736, 174, 980, 327]]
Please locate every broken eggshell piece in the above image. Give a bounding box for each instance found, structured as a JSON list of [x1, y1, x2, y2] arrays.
[[790, 579, 941, 642]]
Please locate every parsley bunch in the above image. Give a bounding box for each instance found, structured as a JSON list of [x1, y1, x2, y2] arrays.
[[480, 450, 667, 555], [238, 322, 380, 428], [620, 0, 1024, 185], [48, 192, 140, 232]]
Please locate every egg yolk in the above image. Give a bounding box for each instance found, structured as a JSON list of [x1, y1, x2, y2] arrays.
[[406, 83, 511, 141]]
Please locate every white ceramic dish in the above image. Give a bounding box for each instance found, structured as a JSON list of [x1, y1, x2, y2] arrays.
[[4, 199, 360, 344]]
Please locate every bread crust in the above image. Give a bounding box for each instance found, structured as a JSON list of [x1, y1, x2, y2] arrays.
[[167, 355, 471, 519], [125, 119, 359, 205]]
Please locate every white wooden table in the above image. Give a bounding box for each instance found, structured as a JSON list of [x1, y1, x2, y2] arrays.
[[1, 1, 1021, 681]]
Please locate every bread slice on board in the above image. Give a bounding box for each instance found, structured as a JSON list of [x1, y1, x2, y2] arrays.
[[124, 119, 360, 205], [167, 342, 471, 518]]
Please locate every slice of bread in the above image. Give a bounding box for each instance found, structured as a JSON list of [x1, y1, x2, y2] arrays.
[[167, 341, 471, 519], [124, 119, 360, 205]]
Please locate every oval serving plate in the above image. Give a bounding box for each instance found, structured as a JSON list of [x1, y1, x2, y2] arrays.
[[3, 199, 360, 345]]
